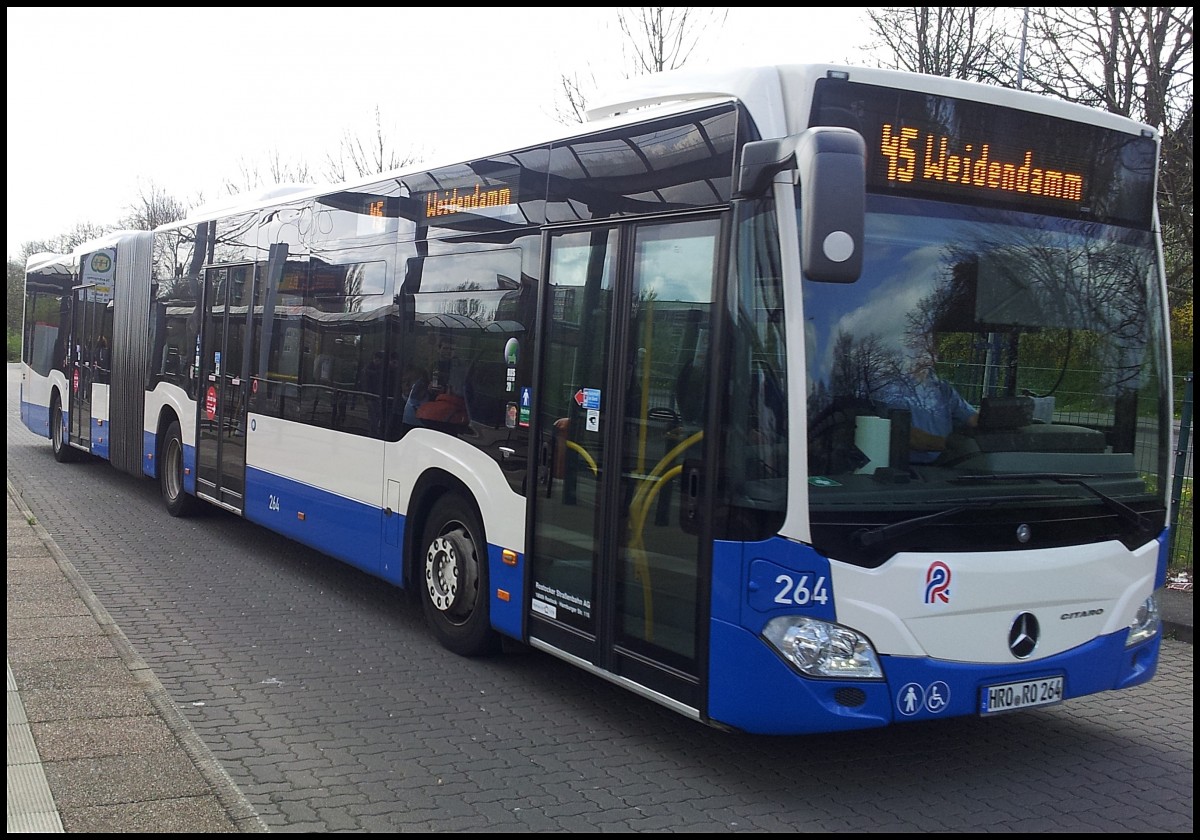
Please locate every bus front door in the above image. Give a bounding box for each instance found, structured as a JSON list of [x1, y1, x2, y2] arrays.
[[529, 218, 720, 712], [196, 264, 254, 513]]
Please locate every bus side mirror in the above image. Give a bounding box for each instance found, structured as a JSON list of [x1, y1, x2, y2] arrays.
[[736, 128, 865, 284], [796, 127, 865, 283]]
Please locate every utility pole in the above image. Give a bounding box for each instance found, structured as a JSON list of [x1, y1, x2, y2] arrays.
[[1016, 8, 1029, 90]]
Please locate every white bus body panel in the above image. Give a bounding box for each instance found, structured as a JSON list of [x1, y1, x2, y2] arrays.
[[830, 539, 1159, 661], [22, 366, 66, 424], [244, 419, 526, 554], [144, 383, 196, 444]]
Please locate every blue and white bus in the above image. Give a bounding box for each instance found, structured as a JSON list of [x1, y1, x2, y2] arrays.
[[21, 63, 1171, 735]]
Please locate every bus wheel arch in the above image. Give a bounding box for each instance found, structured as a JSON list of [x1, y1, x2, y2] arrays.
[[408, 473, 500, 657], [50, 389, 77, 463], [159, 414, 199, 517]]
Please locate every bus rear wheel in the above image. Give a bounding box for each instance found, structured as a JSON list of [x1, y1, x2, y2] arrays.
[[161, 420, 199, 517], [50, 396, 77, 463], [419, 495, 499, 656]]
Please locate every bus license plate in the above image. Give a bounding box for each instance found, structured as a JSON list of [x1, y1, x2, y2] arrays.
[[982, 676, 1063, 715]]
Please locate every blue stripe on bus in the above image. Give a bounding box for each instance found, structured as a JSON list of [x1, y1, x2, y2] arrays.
[[22, 400, 50, 437], [707, 618, 892, 734], [708, 618, 1160, 735], [711, 538, 837, 627], [244, 466, 388, 580], [707, 534, 1163, 735], [142, 431, 156, 478], [142, 431, 197, 493], [241, 466, 524, 639], [488, 545, 524, 638], [90, 418, 109, 460]]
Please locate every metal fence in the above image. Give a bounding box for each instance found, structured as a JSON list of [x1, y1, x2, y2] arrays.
[[1168, 372, 1193, 577]]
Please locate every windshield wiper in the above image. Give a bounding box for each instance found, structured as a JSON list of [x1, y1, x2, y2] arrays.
[[950, 473, 1154, 533], [852, 494, 1060, 547]]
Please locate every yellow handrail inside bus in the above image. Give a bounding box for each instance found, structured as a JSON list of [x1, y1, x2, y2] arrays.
[[636, 302, 654, 472], [626, 429, 703, 641], [564, 440, 599, 476]]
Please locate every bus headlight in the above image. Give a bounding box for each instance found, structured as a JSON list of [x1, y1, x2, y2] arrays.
[[1125, 590, 1161, 647], [761, 616, 883, 679]]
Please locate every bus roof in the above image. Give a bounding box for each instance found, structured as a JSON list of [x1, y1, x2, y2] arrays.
[[24, 251, 73, 273], [156, 62, 1158, 234], [590, 63, 1158, 140]]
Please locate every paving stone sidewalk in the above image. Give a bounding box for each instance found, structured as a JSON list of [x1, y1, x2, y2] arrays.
[[7, 483, 265, 833]]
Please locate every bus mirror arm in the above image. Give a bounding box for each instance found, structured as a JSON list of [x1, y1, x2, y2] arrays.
[[736, 136, 801, 197]]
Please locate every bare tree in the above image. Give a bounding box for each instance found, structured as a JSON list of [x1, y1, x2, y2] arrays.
[[555, 70, 597, 126], [120, 180, 190, 231], [555, 7, 729, 124], [326, 105, 422, 182], [1019, 7, 1192, 311], [1019, 8, 1190, 118], [865, 7, 1023, 83], [618, 7, 728, 76], [223, 148, 315, 198], [21, 223, 114, 259], [867, 6, 1192, 369], [7, 258, 26, 346]]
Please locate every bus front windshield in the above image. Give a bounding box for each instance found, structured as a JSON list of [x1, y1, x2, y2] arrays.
[[802, 195, 1169, 566]]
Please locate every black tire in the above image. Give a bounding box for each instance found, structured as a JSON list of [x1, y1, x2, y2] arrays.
[[160, 420, 199, 517], [418, 495, 500, 656], [50, 396, 78, 463]]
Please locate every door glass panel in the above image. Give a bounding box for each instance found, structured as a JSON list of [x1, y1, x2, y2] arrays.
[[69, 289, 94, 444], [198, 264, 253, 506], [531, 218, 719, 684], [615, 219, 718, 668], [220, 264, 252, 496], [531, 229, 616, 638], [198, 268, 228, 490]]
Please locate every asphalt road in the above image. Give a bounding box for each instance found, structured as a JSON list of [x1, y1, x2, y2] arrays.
[[7, 364, 1194, 832]]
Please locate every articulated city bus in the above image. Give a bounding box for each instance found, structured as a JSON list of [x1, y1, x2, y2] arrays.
[[21, 63, 1171, 734]]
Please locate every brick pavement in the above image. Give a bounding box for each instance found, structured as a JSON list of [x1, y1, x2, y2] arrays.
[[6, 472, 1192, 832], [7, 482, 265, 832]]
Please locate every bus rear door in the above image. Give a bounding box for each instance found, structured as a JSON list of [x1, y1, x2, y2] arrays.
[[67, 284, 97, 450], [68, 248, 116, 452]]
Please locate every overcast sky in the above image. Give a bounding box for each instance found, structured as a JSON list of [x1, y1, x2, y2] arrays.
[[6, 7, 873, 260]]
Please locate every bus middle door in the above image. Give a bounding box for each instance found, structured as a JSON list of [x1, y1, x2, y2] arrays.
[[196, 264, 255, 513]]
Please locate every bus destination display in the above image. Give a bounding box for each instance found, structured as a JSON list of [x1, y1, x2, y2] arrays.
[[813, 77, 1157, 227], [879, 124, 1084, 203]]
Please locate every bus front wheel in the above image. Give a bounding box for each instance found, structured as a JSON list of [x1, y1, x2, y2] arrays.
[[418, 495, 499, 657], [161, 420, 199, 517]]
